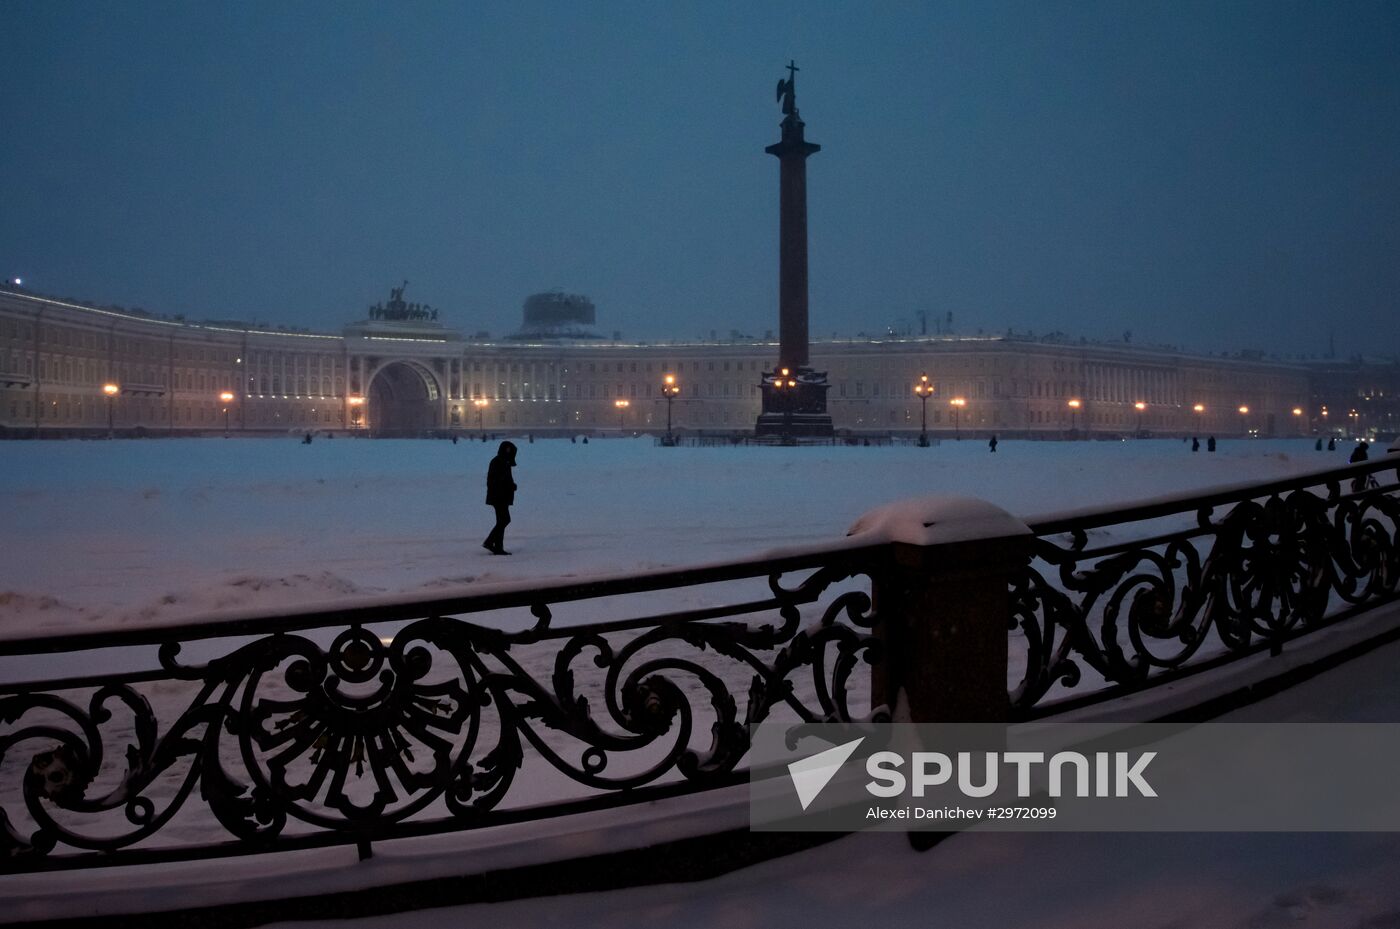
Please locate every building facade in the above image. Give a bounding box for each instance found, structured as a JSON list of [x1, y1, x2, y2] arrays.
[[2, 287, 1374, 440]]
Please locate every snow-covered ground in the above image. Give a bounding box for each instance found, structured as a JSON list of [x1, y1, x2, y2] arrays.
[[0, 436, 1349, 637], [2, 436, 1398, 928]]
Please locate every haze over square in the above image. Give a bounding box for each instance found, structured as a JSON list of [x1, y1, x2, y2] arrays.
[[3, 1, 1398, 357]]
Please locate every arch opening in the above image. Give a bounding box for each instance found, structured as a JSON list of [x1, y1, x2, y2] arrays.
[[368, 361, 441, 436]]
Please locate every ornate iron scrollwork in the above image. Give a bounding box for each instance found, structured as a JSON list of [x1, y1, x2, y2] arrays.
[[1011, 462, 1399, 716], [0, 556, 881, 869]]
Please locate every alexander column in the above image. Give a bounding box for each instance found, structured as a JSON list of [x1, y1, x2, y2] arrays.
[[756, 60, 834, 438]]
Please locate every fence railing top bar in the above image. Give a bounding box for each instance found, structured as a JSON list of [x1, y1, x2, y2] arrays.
[[1025, 455, 1399, 536], [0, 535, 886, 659]]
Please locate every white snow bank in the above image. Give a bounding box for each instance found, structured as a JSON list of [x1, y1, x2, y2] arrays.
[[846, 495, 1030, 546]]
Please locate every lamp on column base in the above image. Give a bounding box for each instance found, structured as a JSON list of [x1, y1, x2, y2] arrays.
[[756, 366, 834, 438]]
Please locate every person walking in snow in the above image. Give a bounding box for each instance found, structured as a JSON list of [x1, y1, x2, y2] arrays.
[[1349, 440, 1371, 493], [1192, 437, 1200, 452], [1207, 436, 1217, 452], [483, 440, 518, 555], [988, 435, 998, 453]]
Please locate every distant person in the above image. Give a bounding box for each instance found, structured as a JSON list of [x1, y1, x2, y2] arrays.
[[988, 435, 998, 453], [1207, 436, 1216, 452], [452, 435, 459, 445], [302, 433, 313, 445], [482, 441, 517, 555], [1315, 438, 1323, 451], [1192, 437, 1200, 453], [1327, 437, 1336, 451]]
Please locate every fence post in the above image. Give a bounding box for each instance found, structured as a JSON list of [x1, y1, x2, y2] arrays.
[[860, 498, 1032, 723]]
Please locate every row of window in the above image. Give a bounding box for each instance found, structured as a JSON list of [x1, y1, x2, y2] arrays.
[[0, 321, 234, 363]]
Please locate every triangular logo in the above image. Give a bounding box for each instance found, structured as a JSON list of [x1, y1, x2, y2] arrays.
[[787, 737, 865, 811]]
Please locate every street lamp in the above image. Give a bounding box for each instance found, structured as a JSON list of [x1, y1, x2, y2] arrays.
[[473, 398, 488, 440], [1238, 405, 1251, 437], [661, 374, 680, 446], [348, 395, 365, 433], [1067, 398, 1081, 437], [614, 398, 630, 433], [1134, 400, 1147, 436], [913, 373, 931, 447], [102, 383, 119, 438], [950, 396, 966, 440], [219, 391, 235, 438]]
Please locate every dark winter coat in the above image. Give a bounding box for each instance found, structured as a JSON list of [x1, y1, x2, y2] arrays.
[[1349, 442, 1369, 465], [486, 441, 517, 506]]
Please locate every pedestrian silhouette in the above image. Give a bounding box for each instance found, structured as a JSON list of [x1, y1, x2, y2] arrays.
[[1191, 437, 1200, 453], [1327, 437, 1336, 451], [482, 441, 517, 555], [988, 435, 998, 453], [302, 433, 313, 445], [1349, 440, 1370, 493], [1207, 436, 1217, 452], [1315, 438, 1323, 451]]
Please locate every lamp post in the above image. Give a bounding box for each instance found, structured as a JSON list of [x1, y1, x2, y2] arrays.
[[1292, 407, 1304, 436], [1134, 401, 1147, 437], [219, 391, 235, 438], [474, 398, 488, 440], [348, 395, 364, 434], [1238, 405, 1251, 437], [614, 398, 630, 433], [102, 383, 119, 438], [1067, 398, 1081, 437], [950, 396, 966, 440], [914, 374, 931, 447], [661, 374, 680, 446]]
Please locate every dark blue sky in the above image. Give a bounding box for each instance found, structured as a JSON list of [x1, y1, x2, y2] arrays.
[[3, 1, 1397, 356]]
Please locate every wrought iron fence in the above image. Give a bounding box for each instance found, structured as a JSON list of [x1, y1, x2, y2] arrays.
[[0, 548, 884, 872], [1011, 455, 1400, 717], [1, 455, 1398, 872]]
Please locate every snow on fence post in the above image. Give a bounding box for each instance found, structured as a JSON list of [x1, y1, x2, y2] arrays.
[[851, 497, 1032, 723]]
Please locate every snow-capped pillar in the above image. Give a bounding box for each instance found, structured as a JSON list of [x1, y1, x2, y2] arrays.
[[848, 497, 1032, 723]]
